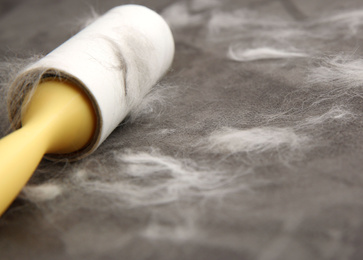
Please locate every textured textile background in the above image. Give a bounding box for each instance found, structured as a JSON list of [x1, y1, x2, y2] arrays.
[[1, 0, 363, 259]]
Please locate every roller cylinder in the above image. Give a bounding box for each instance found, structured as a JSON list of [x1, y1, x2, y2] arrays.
[[8, 5, 175, 160]]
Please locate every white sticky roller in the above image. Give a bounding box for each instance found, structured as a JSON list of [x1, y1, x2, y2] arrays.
[[8, 5, 175, 160]]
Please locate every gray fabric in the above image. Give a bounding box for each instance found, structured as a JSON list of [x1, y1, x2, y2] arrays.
[[1, 0, 363, 259]]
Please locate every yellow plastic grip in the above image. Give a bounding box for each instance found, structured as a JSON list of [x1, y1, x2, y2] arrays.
[[0, 80, 96, 215]]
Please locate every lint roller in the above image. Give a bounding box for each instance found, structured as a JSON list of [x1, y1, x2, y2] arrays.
[[0, 5, 174, 215]]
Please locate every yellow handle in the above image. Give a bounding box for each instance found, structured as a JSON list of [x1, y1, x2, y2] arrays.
[[0, 81, 96, 215]]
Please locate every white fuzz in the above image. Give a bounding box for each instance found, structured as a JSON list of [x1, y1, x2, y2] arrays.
[[21, 183, 63, 202], [301, 106, 356, 128], [265, 104, 356, 127], [128, 83, 176, 122], [0, 56, 43, 133], [298, 55, 363, 108], [207, 127, 308, 155], [72, 150, 247, 208], [228, 46, 307, 61], [205, 105, 356, 163], [308, 56, 363, 89], [316, 10, 363, 36]]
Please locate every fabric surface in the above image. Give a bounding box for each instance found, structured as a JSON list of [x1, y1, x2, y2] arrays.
[[1, 0, 363, 259]]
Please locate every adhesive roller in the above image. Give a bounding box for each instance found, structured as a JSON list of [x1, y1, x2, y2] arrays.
[[0, 5, 175, 215]]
